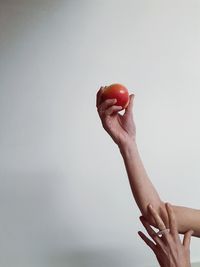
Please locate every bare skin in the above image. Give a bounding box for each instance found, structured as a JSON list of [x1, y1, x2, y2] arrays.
[[96, 86, 200, 237], [138, 203, 193, 267]]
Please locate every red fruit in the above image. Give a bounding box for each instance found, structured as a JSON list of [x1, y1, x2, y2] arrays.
[[101, 83, 129, 109]]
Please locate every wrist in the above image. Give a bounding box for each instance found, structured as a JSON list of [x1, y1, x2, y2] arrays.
[[118, 138, 138, 158]]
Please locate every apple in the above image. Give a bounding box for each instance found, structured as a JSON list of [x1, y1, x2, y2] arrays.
[[101, 83, 129, 109]]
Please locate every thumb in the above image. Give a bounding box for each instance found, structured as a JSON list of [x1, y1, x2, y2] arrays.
[[124, 94, 135, 115], [183, 230, 194, 248]]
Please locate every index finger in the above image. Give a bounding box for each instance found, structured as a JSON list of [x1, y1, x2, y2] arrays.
[[148, 204, 166, 231], [166, 203, 178, 238], [96, 86, 104, 108]]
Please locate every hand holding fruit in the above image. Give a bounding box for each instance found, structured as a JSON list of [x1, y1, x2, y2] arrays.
[[101, 83, 130, 109], [96, 84, 136, 148]]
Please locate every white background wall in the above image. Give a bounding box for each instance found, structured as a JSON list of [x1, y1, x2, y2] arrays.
[[1, 0, 200, 266]]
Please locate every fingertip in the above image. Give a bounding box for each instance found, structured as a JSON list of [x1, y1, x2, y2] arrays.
[[148, 204, 153, 209], [165, 202, 171, 210], [131, 94, 135, 104], [138, 231, 145, 238], [99, 86, 106, 95], [129, 94, 134, 103], [140, 216, 148, 224], [190, 230, 194, 236], [96, 87, 103, 107], [147, 204, 153, 215], [130, 93, 135, 99]]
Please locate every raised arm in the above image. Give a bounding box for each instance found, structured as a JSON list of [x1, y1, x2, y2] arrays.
[[96, 86, 200, 237], [119, 138, 200, 237]]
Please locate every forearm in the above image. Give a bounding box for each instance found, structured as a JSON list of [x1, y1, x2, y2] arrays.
[[173, 205, 200, 237], [119, 140, 164, 225]]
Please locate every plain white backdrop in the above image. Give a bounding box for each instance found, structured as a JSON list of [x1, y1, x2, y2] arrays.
[[1, 0, 200, 266]]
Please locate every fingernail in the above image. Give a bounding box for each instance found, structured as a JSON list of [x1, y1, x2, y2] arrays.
[[148, 204, 152, 209]]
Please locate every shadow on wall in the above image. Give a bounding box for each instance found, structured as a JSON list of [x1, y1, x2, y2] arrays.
[[48, 248, 139, 267], [48, 249, 200, 267]]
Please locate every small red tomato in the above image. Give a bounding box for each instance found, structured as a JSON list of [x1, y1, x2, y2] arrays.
[[101, 83, 129, 109]]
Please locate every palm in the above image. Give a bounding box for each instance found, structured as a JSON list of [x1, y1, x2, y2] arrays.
[[103, 109, 136, 145]]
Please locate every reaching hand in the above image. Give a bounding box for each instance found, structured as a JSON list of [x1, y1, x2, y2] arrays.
[[96, 86, 136, 147], [138, 203, 193, 267]]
